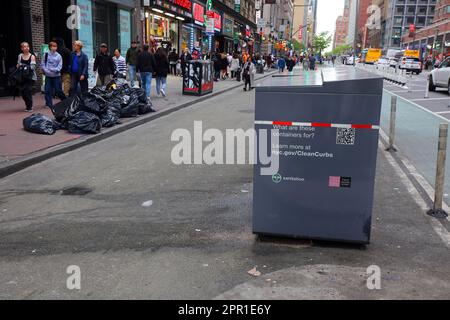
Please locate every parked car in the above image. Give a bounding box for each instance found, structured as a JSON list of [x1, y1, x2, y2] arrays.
[[389, 58, 399, 68], [429, 57, 450, 94], [375, 56, 390, 69], [398, 57, 422, 74]]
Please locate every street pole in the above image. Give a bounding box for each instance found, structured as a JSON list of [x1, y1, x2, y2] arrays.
[[427, 123, 449, 219]]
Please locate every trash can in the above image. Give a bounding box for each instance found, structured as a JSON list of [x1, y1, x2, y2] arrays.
[[182, 60, 214, 96], [253, 68, 384, 244]]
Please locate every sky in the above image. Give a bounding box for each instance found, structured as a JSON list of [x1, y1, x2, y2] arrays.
[[316, 0, 346, 51]]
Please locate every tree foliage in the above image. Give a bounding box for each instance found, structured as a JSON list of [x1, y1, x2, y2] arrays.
[[312, 32, 332, 55]]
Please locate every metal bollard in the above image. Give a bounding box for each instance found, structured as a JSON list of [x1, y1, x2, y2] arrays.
[[427, 123, 449, 219], [407, 72, 412, 93], [386, 95, 398, 152], [425, 75, 430, 98]]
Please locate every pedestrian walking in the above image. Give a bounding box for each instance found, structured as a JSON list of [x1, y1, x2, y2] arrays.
[[125, 41, 140, 87], [230, 53, 240, 79], [154, 47, 169, 97], [126, 41, 140, 87], [41, 41, 66, 108], [113, 49, 127, 78], [242, 56, 255, 91], [53, 37, 72, 97], [221, 53, 229, 80], [309, 55, 317, 71], [180, 48, 192, 78], [278, 56, 286, 73], [94, 43, 116, 86], [169, 49, 178, 76], [136, 44, 156, 99], [212, 49, 222, 82], [16, 42, 37, 112], [70, 40, 89, 95]]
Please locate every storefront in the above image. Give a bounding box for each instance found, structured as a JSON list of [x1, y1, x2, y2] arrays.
[[143, 0, 193, 53], [218, 14, 234, 54], [75, 0, 134, 60]]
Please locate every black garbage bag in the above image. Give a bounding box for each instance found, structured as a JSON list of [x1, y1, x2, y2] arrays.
[[23, 113, 59, 135], [52, 95, 82, 123], [90, 86, 108, 97], [67, 111, 102, 134], [100, 109, 121, 128], [138, 103, 156, 115], [120, 94, 140, 118], [130, 88, 148, 104], [108, 98, 123, 117], [80, 92, 107, 115]]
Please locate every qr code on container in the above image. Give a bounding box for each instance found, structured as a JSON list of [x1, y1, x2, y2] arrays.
[[336, 128, 356, 145]]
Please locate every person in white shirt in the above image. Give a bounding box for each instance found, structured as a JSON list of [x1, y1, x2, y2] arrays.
[[113, 49, 127, 78]]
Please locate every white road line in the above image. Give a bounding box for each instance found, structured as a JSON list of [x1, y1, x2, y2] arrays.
[[389, 90, 424, 93], [411, 97, 450, 102], [436, 111, 450, 115], [379, 131, 450, 248], [384, 88, 450, 123]]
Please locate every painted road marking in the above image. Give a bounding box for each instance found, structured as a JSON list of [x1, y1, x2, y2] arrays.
[[436, 111, 450, 114], [411, 98, 450, 102]]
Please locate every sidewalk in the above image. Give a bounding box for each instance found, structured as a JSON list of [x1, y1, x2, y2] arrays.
[[0, 71, 276, 172]]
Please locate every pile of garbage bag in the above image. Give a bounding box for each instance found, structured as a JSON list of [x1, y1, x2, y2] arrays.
[[23, 81, 156, 135]]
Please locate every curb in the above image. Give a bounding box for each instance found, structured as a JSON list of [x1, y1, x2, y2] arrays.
[[0, 71, 276, 179]]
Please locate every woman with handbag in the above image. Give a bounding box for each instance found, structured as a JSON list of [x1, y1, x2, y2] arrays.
[[16, 42, 37, 112]]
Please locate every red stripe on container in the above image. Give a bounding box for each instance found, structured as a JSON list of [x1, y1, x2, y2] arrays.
[[273, 121, 293, 126], [312, 123, 332, 128], [352, 124, 373, 129]]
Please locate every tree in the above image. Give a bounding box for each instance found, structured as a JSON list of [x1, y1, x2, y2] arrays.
[[312, 32, 332, 56], [332, 44, 352, 56], [293, 39, 306, 53]]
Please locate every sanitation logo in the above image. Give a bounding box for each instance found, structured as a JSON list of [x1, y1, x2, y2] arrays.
[[272, 174, 282, 184]]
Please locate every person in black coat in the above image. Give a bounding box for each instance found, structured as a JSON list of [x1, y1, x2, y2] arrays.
[[168, 49, 178, 76], [180, 48, 192, 78], [154, 47, 169, 97], [136, 44, 156, 98], [94, 43, 116, 86]]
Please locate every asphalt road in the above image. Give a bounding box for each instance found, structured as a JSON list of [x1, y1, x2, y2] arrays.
[[377, 69, 450, 120], [0, 74, 449, 300]]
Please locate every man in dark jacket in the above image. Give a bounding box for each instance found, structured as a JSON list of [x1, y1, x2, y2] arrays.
[[70, 40, 89, 95], [94, 43, 116, 86], [136, 44, 156, 99], [168, 49, 179, 76], [53, 37, 72, 96], [180, 48, 192, 78], [126, 41, 140, 87]]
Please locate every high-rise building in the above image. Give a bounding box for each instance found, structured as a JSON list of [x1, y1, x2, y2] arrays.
[[291, 0, 317, 49], [401, 0, 450, 58], [333, 0, 350, 49], [384, 0, 437, 49]]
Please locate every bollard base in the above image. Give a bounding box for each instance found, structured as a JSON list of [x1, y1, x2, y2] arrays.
[[427, 209, 449, 219], [386, 146, 398, 152]]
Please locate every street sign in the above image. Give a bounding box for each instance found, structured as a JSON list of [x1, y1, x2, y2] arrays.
[[257, 18, 265, 28], [206, 17, 215, 34]]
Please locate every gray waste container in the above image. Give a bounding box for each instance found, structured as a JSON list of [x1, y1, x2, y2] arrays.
[[253, 68, 384, 244]]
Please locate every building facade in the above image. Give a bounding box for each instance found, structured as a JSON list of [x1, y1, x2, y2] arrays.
[[401, 0, 450, 58], [384, 0, 437, 49], [333, 0, 350, 49], [141, 0, 256, 55], [0, 0, 139, 96]]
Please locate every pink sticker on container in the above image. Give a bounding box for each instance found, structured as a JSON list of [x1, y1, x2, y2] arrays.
[[329, 176, 341, 188]]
